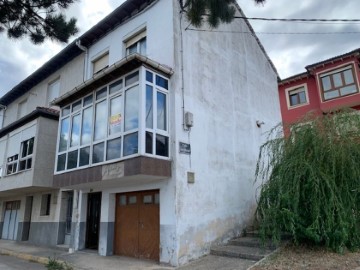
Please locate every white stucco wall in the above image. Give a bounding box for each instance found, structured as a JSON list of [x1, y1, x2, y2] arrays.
[[2, 55, 83, 127], [170, 1, 282, 265], [85, 0, 174, 80]]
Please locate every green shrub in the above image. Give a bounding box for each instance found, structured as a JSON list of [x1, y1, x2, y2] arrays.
[[255, 110, 360, 252], [46, 257, 73, 270]]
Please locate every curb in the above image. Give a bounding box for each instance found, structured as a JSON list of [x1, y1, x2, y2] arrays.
[[0, 248, 50, 264]]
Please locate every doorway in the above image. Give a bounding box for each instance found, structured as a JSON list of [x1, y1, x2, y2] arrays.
[[114, 190, 160, 261], [2, 201, 21, 240], [85, 192, 101, 249]]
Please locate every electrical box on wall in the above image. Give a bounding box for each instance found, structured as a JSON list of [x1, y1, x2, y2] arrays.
[[187, 171, 195, 184], [185, 111, 193, 127]]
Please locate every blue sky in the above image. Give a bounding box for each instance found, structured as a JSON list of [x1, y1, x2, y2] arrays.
[[0, 0, 359, 97]]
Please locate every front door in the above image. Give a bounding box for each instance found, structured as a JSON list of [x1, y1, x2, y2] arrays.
[[114, 190, 160, 261], [85, 192, 101, 249], [2, 201, 20, 240]]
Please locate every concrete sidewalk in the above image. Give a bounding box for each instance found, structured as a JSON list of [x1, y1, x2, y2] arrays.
[[0, 240, 256, 270]]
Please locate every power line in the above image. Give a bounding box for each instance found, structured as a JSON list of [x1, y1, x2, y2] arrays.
[[234, 16, 360, 23], [186, 28, 360, 35]]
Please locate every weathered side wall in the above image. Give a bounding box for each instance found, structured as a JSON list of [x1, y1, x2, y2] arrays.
[[171, 1, 282, 265]]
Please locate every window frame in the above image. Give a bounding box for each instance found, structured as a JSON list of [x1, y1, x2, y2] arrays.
[[124, 29, 147, 56], [47, 78, 60, 105], [92, 52, 109, 75], [318, 63, 359, 102], [55, 67, 170, 174], [285, 83, 309, 109], [6, 137, 35, 175]]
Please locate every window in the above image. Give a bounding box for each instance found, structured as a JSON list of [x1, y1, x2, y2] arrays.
[[17, 99, 27, 119], [6, 137, 34, 175], [288, 86, 307, 107], [145, 71, 169, 157], [56, 68, 170, 173], [125, 30, 146, 56], [48, 79, 60, 105], [19, 138, 34, 171], [92, 53, 109, 75], [40, 194, 51, 216], [320, 65, 358, 101]]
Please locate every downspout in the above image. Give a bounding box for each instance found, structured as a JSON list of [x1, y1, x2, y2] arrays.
[[76, 40, 88, 82], [179, 9, 188, 131]]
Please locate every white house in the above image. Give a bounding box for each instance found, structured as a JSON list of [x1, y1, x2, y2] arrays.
[[0, 0, 281, 266]]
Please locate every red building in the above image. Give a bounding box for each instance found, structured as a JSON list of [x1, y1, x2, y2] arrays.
[[278, 48, 360, 129]]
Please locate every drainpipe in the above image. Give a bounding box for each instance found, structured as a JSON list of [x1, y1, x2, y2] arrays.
[[76, 40, 88, 82]]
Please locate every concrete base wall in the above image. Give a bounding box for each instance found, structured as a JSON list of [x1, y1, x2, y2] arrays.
[[27, 222, 59, 246], [99, 222, 114, 256]]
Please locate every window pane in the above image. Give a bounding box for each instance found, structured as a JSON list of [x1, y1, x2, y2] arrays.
[[106, 137, 121, 161], [321, 76, 331, 91], [57, 154, 66, 171], [289, 94, 298, 106], [59, 117, 70, 152], [123, 132, 138, 156], [83, 95, 93, 107], [81, 106, 93, 145], [94, 100, 107, 141], [109, 80, 122, 95], [344, 69, 355, 84], [70, 114, 81, 147], [157, 92, 167, 131], [129, 196, 137, 204], [143, 195, 152, 204], [119, 195, 126, 206], [146, 71, 153, 83], [19, 160, 26, 171], [109, 96, 122, 135], [333, 73, 342, 88], [155, 193, 160, 204], [146, 132, 153, 154], [146, 85, 153, 128], [340, 85, 357, 96], [48, 80, 60, 104], [125, 72, 139, 86], [299, 91, 307, 104], [125, 86, 139, 131], [26, 159, 32, 169], [28, 138, 34, 155], [324, 90, 339, 100], [156, 75, 168, 90], [127, 44, 137, 55], [79, 147, 90, 167], [72, 100, 81, 112], [139, 38, 146, 55], [93, 142, 104, 163], [22, 140, 29, 158], [67, 150, 78, 169], [96, 87, 107, 100], [62, 106, 70, 117], [156, 135, 169, 157]]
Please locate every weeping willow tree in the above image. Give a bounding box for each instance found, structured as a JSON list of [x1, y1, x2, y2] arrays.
[[255, 110, 360, 252]]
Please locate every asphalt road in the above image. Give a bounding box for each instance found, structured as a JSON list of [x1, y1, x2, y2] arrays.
[[0, 255, 46, 270]]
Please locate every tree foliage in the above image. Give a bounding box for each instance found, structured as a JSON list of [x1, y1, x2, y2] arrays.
[[0, 0, 78, 44], [180, 0, 266, 28], [255, 110, 360, 252]]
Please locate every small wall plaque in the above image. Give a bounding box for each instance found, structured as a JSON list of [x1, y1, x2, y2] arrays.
[[179, 142, 191, 154]]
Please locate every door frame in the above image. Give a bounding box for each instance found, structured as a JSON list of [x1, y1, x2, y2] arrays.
[[85, 192, 102, 250]]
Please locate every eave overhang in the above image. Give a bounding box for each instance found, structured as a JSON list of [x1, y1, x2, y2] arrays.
[[52, 53, 174, 107]]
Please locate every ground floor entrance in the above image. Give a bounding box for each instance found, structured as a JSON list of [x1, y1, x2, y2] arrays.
[[114, 190, 159, 261], [2, 201, 21, 240], [85, 192, 101, 249]]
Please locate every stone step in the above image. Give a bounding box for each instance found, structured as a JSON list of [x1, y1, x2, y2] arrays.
[[210, 245, 273, 261], [229, 237, 277, 250]]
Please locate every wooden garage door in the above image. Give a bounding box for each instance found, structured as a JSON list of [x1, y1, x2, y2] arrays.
[[114, 190, 159, 261]]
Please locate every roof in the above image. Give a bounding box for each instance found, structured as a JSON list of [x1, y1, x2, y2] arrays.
[[279, 48, 360, 84], [0, 107, 59, 138], [0, 0, 157, 106], [52, 53, 174, 107]]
